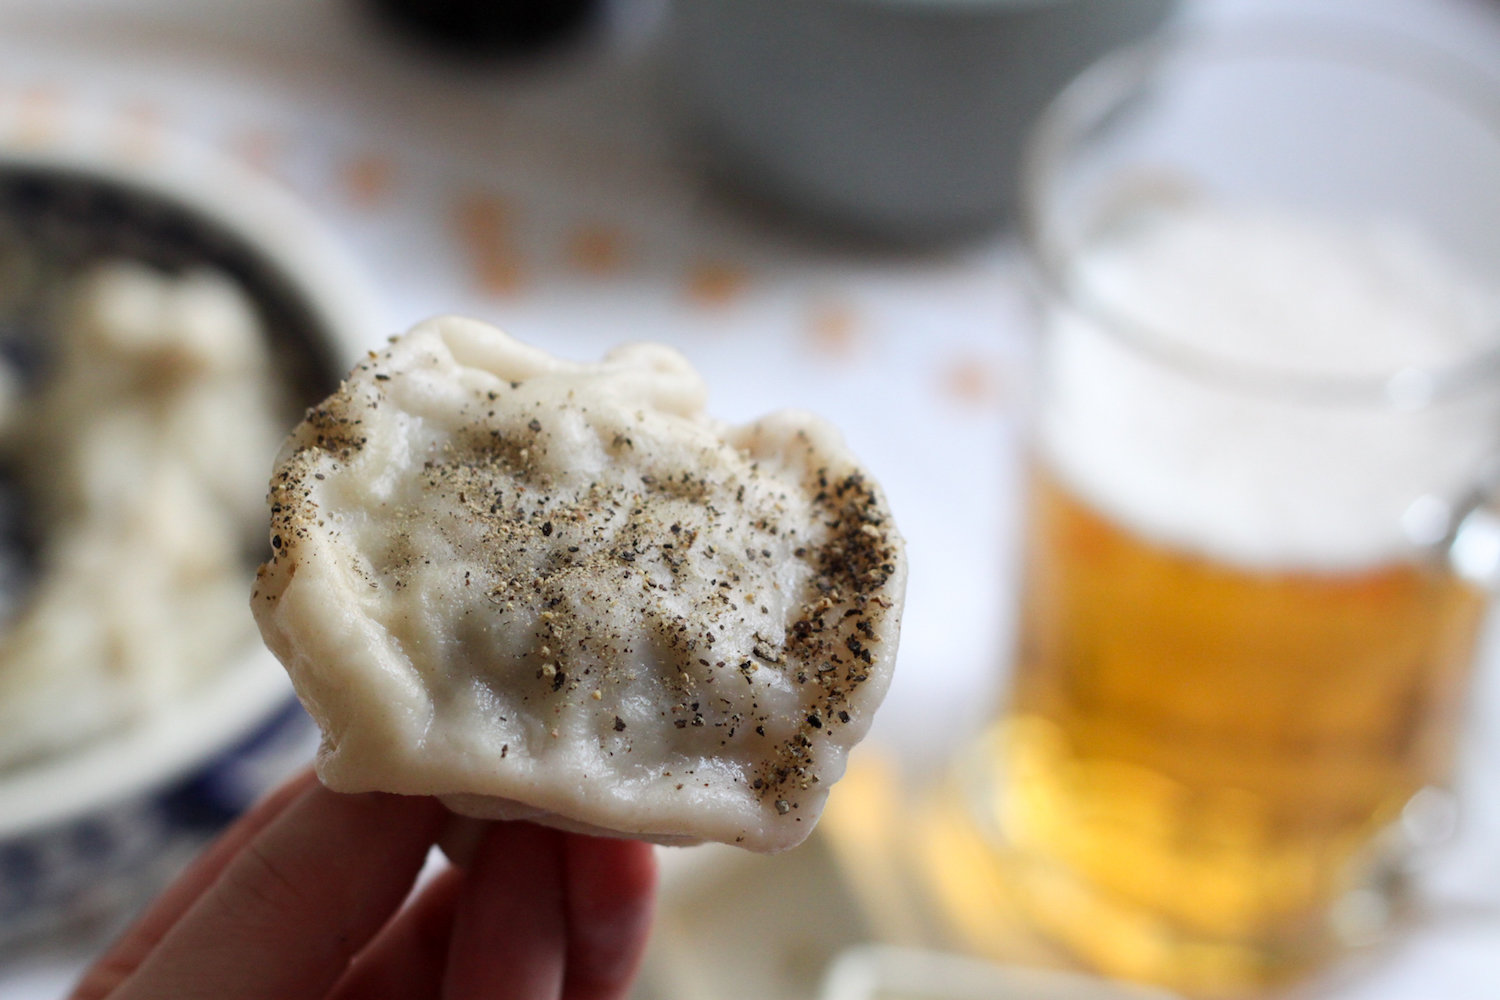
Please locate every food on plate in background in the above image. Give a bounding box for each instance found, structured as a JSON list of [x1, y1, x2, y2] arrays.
[[0, 263, 286, 769], [252, 317, 906, 852]]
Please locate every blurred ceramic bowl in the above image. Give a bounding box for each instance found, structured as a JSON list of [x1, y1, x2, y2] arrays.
[[0, 123, 375, 939], [666, 0, 1179, 242]]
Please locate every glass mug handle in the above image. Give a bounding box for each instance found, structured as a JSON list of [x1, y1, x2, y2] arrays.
[[1434, 459, 1500, 589], [1383, 470, 1500, 862]]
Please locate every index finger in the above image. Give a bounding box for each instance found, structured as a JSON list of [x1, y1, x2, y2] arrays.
[[104, 782, 445, 1000], [70, 769, 318, 1000]]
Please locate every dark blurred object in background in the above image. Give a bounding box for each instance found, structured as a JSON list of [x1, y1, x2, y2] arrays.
[[667, 0, 1179, 244], [364, 0, 603, 58]]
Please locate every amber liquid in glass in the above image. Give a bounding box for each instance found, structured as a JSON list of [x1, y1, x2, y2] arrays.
[[981, 466, 1486, 993]]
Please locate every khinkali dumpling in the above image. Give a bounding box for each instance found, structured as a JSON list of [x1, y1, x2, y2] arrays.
[[252, 317, 905, 852]]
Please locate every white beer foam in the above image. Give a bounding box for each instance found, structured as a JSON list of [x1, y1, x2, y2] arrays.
[[1041, 206, 1500, 572]]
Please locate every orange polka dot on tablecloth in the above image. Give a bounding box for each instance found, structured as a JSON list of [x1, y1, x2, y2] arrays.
[[804, 299, 862, 361], [13, 85, 62, 146], [228, 128, 286, 174], [341, 153, 395, 207], [565, 223, 628, 276], [684, 259, 749, 308], [113, 100, 165, 162], [939, 355, 1006, 409], [452, 190, 526, 296]]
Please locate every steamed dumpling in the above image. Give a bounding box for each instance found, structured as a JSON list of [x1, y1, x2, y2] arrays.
[[251, 317, 905, 852]]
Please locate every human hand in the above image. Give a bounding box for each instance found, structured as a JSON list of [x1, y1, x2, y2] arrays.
[[69, 770, 657, 1000]]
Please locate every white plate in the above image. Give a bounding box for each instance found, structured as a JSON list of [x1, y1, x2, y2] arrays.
[[0, 117, 378, 839]]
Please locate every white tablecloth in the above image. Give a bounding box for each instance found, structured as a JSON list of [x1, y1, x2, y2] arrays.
[[0, 0, 1497, 997]]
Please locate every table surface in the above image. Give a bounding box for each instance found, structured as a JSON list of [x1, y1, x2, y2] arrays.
[[1, 0, 1499, 997]]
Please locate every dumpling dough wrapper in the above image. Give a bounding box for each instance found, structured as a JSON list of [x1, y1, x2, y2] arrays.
[[252, 317, 905, 852]]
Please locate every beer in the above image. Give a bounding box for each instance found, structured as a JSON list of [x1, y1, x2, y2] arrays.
[[993, 467, 1485, 989], [971, 206, 1500, 995]]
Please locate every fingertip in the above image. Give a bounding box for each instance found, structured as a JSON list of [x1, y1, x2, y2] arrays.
[[562, 835, 658, 1000], [445, 822, 568, 998], [337, 786, 448, 821], [469, 820, 567, 880], [436, 813, 490, 869], [566, 834, 658, 905]]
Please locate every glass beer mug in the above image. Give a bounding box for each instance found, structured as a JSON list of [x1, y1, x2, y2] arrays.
[[962, 21, 1500, 998]]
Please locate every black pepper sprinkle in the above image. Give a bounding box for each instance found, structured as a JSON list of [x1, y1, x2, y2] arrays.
[[614, 716, 627, 732]]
